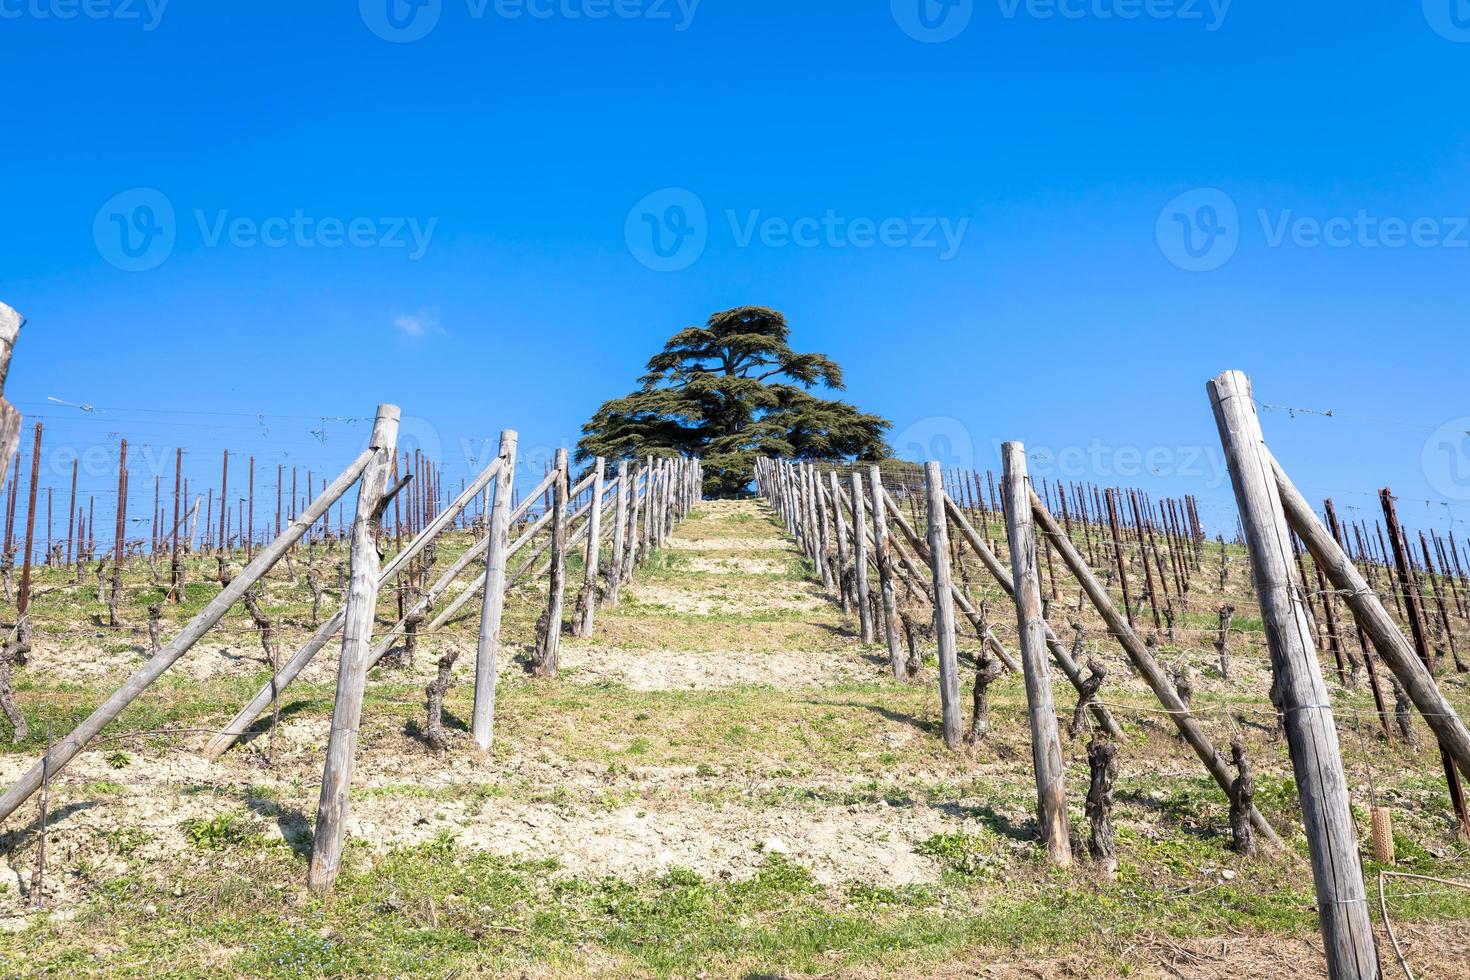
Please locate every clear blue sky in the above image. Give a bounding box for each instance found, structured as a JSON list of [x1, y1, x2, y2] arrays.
[[2, 2, 1468, 541]]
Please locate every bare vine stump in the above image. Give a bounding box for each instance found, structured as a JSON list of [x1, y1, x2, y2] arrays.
[[1214, 604, 1235, 680], [1086, 737, 1118, 877], [1391, 676, 1419, 749], [1069, 658, 1107, 739], [394, 584, 428, 670], [1229, 738, 1257, 856], [146, 604, 162, 657], [965, 649, 1004, 745], [107, 562, 123, 628], [0, 618, 31, 742], [306, 566, 324, 627], [93, 560, 105, 605], [899, 609, 925, 680], [424, 646, 461, 753], [0, 551, 12, 603], [242, 587, 280, 761]]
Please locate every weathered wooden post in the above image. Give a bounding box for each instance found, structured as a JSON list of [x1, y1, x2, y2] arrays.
[[1001, 442, 1072, 866], [608, 460, 628, 607], [470, 430, 518, 752], [1208, 370, 1378, 979], [534, 448, 569, 676], [16, 423, 40, 616], [852, 471, 873, 641], [307, 405, 400, 894], [1273, 459, 1470, 779], [870, 463, 904, 677], [0, 304, 23, 494], [923, 462, 963, 748], [577, 458, 606, 637]]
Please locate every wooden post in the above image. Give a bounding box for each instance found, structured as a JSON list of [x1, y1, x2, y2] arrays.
[[851, 470, 874, 644], [535, 448, 569, 677], [869, 464, 904, 677], [1031, 486, 1280, 845], [470, 430, 518, 752], [577, 458, 606, 637], [1001, 443, 1072, 866], [1274, 460, 1470, 781], [1207, 370, 1377, 979], [0, 304, 22, 495], [923, 463, 962, 749], [0, 441, 379, 825], [65, 459, 78, 567], [16, 423, 41, 616], [217, 450, 228, 553], [608, 461, 628, 607], [307, 405, 400, 894]]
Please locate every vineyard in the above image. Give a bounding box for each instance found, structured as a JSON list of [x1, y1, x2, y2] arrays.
[[0, 304, 1468, 977]]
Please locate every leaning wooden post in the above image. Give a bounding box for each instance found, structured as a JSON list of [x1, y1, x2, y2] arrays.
[[470, 430, 518, 752], [1272, 456, 1470, 781], [923, 462, 963, 748], [0, 439, 380, 825], [1001, 442, 1072, 866], [851, 470, 875, 644], [307, 405, 400, 894], [608, 460, 628, 607], [535, 448, 569, 677], [870, 464, 904, 677], [1208, 370, 1378, 979], [577, 458, 606, 637]]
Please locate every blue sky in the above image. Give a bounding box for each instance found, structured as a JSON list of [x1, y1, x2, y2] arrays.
[[2, 1, 1469, 541]]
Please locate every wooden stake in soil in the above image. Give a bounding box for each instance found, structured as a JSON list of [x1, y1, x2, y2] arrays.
[[576, 457, 605, 638], [851, 470, 874, 644], [1001, 443, 1072, 866], [471, 430, 519, 752], [308, 405, 400, 894], [922, 462, 963, 750], [1208, 369, 1377, 979], [608, 461, 628, 608], [15, 424, 40, 616], [870, 464, 904, 678]]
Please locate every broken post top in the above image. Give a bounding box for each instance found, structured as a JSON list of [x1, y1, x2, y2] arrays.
[[370, 405, 403, 447], [0, 302, 23, 396]]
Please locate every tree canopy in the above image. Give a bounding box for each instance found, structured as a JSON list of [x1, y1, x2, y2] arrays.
[[576, 306, 892, 496]]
